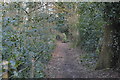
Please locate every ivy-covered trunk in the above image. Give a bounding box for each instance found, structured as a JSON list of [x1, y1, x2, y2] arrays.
[[96, 2, 120, 70], [96, 23, 120, 70]]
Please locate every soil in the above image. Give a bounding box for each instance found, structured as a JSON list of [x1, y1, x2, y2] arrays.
[[45, 41, 120, 78]]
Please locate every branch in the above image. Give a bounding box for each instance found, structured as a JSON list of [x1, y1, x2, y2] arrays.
[[21, 7, 29, 15], [29, 6, 43, 13], [52, 3, 71, 13]]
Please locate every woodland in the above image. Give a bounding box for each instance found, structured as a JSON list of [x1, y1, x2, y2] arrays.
[[0, 2, 120, 78]]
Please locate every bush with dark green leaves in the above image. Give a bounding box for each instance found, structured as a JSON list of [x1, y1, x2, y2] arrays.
[[2, 2, 56, 78], [76, 3, 106, 52]]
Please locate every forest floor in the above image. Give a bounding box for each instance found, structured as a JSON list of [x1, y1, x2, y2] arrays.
[[45, 41, 120, 78]]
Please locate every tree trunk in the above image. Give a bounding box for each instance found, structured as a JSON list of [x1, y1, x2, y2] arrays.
[[96, 23, 120, 70]]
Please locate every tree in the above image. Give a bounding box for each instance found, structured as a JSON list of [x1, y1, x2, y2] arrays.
[[96, 2, 120, 70], [2, 2, 56, 78]]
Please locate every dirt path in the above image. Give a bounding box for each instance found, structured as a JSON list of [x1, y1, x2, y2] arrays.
[[45, 41, 120, 78]]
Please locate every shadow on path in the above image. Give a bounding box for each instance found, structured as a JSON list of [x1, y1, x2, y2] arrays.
[[45, 41, 120, 78]]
